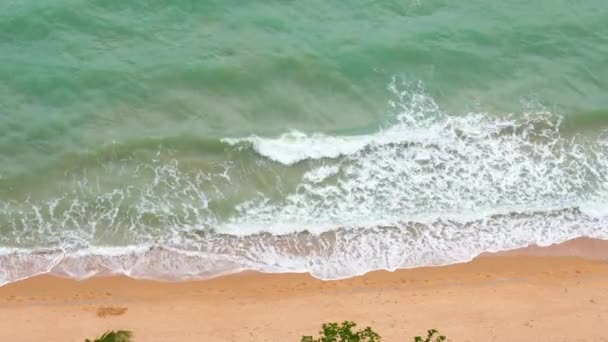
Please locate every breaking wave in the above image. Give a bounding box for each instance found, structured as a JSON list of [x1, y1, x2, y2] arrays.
[[1, 79, 608, 285]]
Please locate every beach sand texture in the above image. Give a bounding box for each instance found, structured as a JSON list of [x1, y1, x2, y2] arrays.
[[1, 238, 607, 342]]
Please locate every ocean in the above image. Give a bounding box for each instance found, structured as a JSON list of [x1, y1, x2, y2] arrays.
[[1, 0, 608, 285]]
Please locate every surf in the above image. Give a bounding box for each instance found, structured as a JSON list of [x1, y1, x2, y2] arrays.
[[1, 81, 607, 286]]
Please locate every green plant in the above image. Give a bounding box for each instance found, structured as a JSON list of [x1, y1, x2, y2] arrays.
[[414, 329, 446, 342], [301, 321, 381, 342], [85, 330, 133, 342]]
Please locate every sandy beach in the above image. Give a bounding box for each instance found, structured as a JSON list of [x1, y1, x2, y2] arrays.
[[3, 1, 608, 341], [1, 237, 608, 342]]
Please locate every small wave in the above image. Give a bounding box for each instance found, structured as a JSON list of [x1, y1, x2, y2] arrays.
[[1, 206, 607, 286], [222, 127, 442, 165], [222, 80, 446, 165]]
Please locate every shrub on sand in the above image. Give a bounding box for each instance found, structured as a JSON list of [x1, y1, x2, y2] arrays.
[[301, 321, 381, 342], [85, 330, 133, 342], [414, 329, 446, 342], [301, 322, 448, 342]]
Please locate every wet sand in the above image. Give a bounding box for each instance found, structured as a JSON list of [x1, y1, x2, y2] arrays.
[[1, 237, 608, 341]]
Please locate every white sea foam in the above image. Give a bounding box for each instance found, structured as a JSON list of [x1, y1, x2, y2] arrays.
[[1, 79, 608, 285], [223, 80, 446, 165], [303, 164, 341, 183], [2, 206, 608, 286], [222, 126, 443, 165]]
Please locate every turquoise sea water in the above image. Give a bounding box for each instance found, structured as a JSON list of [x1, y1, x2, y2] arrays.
[[1, 1, 608, 284]]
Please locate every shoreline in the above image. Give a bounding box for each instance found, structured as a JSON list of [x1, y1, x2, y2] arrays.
[[2, 237, 608, 341]]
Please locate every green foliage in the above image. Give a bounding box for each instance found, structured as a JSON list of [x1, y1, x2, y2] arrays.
[[301, 321, 381, 342], [85, 330, 133, 342], [414, 329, 446, 342]]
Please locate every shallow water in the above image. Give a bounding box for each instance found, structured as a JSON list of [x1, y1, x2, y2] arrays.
[[1, 0, 608, 285]]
